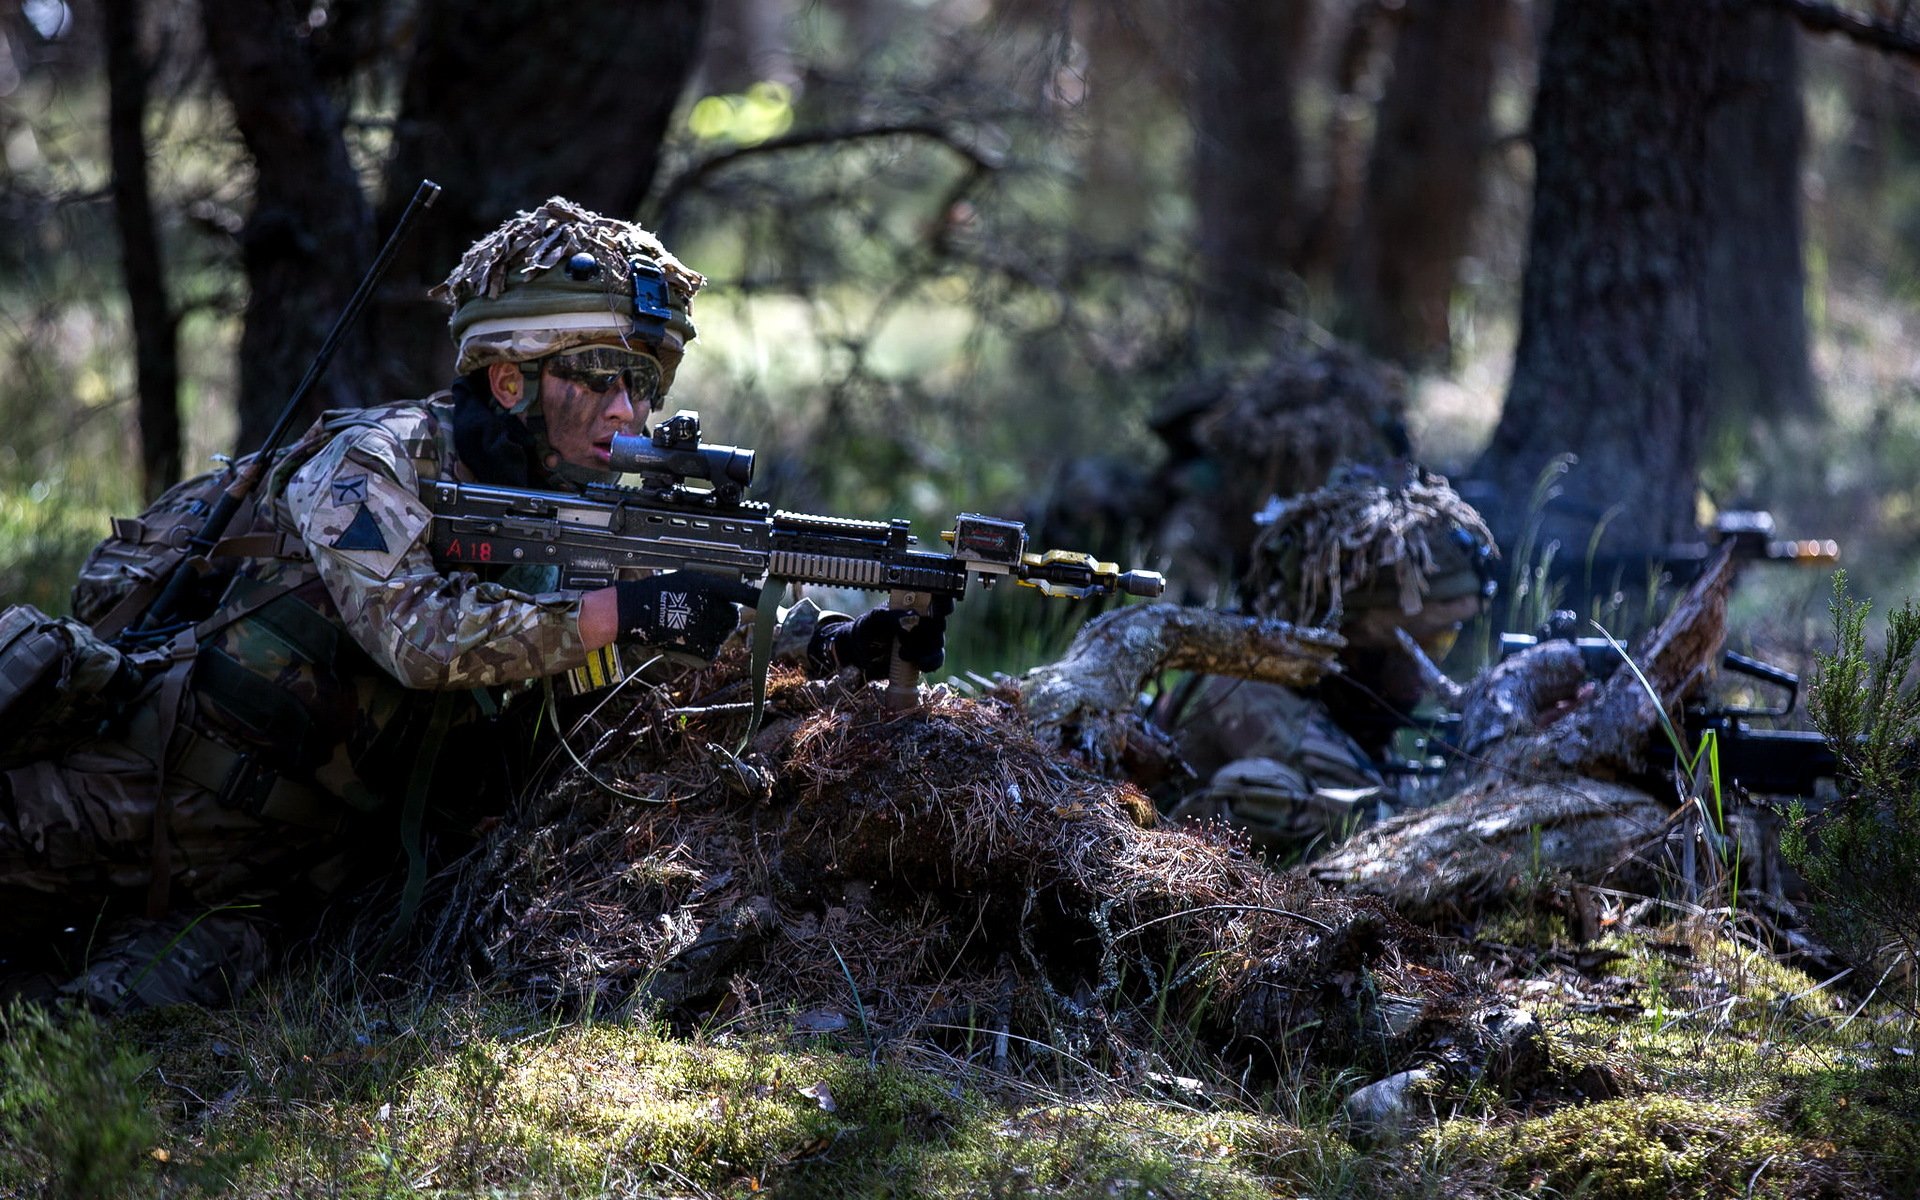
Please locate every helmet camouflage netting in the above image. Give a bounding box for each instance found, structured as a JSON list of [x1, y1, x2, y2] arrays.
[[434, 197, 707, 401], [1242, 463, 1496, 628]]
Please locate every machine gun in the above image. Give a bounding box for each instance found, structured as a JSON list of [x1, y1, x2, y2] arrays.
[[1496, 632, 1840, 800], [421, 412, 1167, 708]]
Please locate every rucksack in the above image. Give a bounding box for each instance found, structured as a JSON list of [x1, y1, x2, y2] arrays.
[[71, 440, 318, 639], [0, 422, 338, 770], [0, 604, 148, 769]]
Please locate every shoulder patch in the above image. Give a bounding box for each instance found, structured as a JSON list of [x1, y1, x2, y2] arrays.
[[299, 465, 430, 582], [330, 474, 369, 507], [331, 504, 390, 553]]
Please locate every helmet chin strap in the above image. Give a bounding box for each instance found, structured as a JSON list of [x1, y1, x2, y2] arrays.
[[507, 362, 543, 415]]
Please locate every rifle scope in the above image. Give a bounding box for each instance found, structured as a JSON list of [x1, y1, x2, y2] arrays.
[[607, 415, 754, 486]]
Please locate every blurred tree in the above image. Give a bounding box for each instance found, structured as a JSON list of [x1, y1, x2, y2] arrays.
[[201, 0, 376, 453], [1294, 0, 1394, 290], [1073, 0, 1170, 248], [102, 0, 179, 497], [371, 0, 710, 399], [1704, 5, 1815, 424], [1341, 0, 1510, 367], [702, 0, 795, 95], [1473, 0, 1728, 562], [1189, 0, 1313, 351], [199, 0, 710, 443]]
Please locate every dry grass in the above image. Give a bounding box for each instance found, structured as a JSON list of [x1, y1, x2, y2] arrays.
[[408, 659, 1490, 1093]]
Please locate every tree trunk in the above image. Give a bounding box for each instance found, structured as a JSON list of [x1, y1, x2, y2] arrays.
[[201, 0, 376, 454], [1704, 6, 1814, 423], [1074, 1, 1170, 249], [1472, 0, 1726, 561], [1189, 0, 1313, 352], [371, 0, 710, 400], [702, 0, 794, 95], [102, 0, 179, 497], [1342, 0, 1509, 367]]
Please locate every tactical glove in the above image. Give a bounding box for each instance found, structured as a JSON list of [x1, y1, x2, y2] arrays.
[[614, 574, 759, 661], [808, 595, 955, 680]]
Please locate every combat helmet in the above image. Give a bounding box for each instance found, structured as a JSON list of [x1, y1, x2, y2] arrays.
[[1242, 462, 1496, 635], [434, 197, 706, 415]]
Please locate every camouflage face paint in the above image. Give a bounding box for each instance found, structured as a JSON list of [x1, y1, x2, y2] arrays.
[[537, 363, 642, 471]]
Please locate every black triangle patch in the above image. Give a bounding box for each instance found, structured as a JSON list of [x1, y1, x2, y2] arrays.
[[331, 503, 390, 553]]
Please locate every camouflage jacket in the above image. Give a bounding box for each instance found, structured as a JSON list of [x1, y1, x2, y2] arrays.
[[192, 397, 591, 812], [1168, 676, 1386, 854]]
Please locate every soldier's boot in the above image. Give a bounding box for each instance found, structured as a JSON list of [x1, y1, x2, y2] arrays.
[[60, 911, 269, 1011]]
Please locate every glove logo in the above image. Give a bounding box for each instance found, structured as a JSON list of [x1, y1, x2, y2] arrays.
[[661, 591, 693, 631]]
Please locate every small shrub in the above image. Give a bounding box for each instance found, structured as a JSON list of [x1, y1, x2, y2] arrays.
[[1786, 573, 1920, 1019], [0, 999, 160, 1200]]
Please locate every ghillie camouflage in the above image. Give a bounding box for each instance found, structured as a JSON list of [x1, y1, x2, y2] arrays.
[[1242, 463, 1495, 628], [436, 197, 706, 396]]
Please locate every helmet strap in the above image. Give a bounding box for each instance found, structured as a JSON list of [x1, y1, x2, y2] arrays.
[[506, 361, 543, 415]]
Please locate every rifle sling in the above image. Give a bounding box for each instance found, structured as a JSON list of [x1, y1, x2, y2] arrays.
[[743, 579, 786, 752], [374, 688, 456, 968]]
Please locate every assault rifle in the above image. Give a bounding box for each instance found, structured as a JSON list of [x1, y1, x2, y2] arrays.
[[1496, 632, 1839, 799], [421, 412, 1167, 707]]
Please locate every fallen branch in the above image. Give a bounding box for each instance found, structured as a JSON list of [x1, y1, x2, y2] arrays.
[[1019, 603, 1342, 766]]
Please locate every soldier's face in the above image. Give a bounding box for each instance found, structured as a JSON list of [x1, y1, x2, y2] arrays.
[[1341, 592, 1485, 707], [536, 360, 641, 471]]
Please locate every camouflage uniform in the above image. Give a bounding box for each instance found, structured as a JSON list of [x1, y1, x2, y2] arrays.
[[1167, 677, 1387, 855], [0, 198, 812, 1007], [1165, 464, 1495, 859], [0, 395, 602, 1000]]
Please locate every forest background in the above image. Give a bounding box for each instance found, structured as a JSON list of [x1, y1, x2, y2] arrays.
[[14, 3, 1920, 1196], [6, 0, 1920, 665]]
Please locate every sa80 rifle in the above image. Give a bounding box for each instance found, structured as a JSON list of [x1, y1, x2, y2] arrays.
[[420, 412, 1166, 708]]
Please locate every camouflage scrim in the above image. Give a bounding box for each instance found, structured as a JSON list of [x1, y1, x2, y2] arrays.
[[436, 197, 706, 399], [282, 400, 591, 690], [1242, 463, 1496, 628]]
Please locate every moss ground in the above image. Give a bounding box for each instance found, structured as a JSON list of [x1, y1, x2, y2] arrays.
[[6, 906, 1919, 1199]]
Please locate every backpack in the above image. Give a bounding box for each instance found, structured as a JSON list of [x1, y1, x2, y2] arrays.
[[71, 441, 317, 639], [0, 605, 148, 769], [0, 422, 339, 769]]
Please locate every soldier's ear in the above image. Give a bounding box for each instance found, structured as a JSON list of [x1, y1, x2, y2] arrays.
[[487, 362, 523, 411]]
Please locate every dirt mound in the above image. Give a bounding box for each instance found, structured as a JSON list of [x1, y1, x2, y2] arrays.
[[417, 661, 1496, 1078]]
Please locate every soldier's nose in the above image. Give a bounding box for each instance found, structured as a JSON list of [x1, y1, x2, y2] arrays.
[[604, 386, 636, 426]]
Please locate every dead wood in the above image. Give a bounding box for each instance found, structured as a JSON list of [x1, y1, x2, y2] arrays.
[[1466, 545, 1737, 784], [1310, 779, 1672, 921], [1019, 602, 1342, 768], [1314, 546, 1739, 918]]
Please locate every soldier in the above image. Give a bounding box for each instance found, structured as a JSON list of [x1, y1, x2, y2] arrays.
[[1166, 465, 1495, 858], [0, 197, 942, 1008]]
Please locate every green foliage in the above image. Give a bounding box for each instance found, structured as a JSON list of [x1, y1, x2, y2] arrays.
[[1429, 1095, 1821, 1200], [0, 999, 159, 1200], [1787, 572, 1920, 1016]]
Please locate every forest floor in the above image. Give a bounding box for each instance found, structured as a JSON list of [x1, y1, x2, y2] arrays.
[[5, 673, 1920, 1199]]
